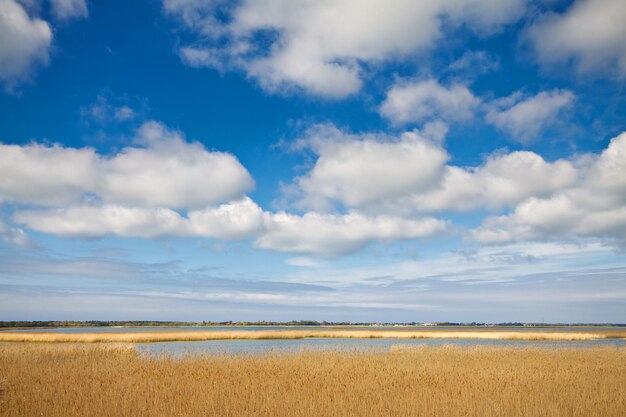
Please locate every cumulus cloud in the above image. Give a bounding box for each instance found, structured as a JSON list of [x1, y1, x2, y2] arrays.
[[14, 198, 445, 257], [412, 151, 578, 212], [100, 122, 254, 209], [14, 197, 264, 240], [49, 0, 88, 21], [2, 121, 451, 255], [485, 89, 575, 144], [187, 198, 265, 240], [286, 123, 579, 215], [2, 120, 451, 256], [164, 0, 526, 98], [526, 0, 626, 78], [0, 0, 52, 88], [472, 132, 626, 245], [7, 125, 625, 257], [0, 121, 254, 208], [15, 204, 187, 238], [380, 78, 480, 125], [0, 141, 98, 206], [256, 211, 446, 258], [292, 124, 449, 211]]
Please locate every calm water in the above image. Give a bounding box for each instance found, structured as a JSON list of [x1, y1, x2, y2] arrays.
[[138, 337, 626, 356], [3, 326, 624, 354]]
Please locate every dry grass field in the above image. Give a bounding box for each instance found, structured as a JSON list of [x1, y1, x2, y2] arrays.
[[0, 343, 624, 417], [1, 328, 625, 343]]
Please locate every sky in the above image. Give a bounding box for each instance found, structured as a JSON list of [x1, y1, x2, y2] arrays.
[[0, 0, 625, 323]]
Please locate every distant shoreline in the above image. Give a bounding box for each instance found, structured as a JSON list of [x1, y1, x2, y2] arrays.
[[1, 320, 625, 332], [2, 328, 625, 343]]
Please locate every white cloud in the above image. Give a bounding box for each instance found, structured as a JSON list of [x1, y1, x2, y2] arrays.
[[14, 197, 264, 240], [412, 150, 578, 212], [100, 122, 254, 209], [13, 198, 447, 256], [0, 121, 254, 209], [164, 0, 526, 98], [526, 0, 626, 78], [187, 197, 265, 240], [49, 0, 88, 21], [15, 204, 187, 238], [3, 121, 450, 256], [0, 0, 52, 88], [485, 89, 575, 144], [380, 78, 480, 125], [293, 124, 449, 211], [472, 131, 626, 245], [256, 211, 446, 258], [287, 123, 578, 215], [0, 141, 98, 206], [6, 124, 625, 258]]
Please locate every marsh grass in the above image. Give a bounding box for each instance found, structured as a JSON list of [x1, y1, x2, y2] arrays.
[[0, 344, 624, 417], [1, 328, 624, 343]]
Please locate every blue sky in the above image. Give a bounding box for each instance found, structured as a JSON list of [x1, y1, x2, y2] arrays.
[[1, 0, 625, 323]]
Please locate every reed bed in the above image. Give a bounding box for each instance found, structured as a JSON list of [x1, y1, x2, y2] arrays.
[[0, 344, 624, 417], [1, 328, 624, 343]]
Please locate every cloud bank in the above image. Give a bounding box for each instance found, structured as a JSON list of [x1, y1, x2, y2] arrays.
[[0, 121, 254, 208], [472, 132, 626, 245], [164, 0, 526, 98], [287, 123, 579, 214], [4, 121, 626, 257], [2, 121, 447, 257]]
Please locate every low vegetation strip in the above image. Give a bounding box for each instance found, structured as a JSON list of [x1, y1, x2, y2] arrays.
[[0, 328, 625, 343], [0, 344, 624, 417]]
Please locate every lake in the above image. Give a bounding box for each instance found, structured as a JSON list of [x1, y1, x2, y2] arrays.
[[4, 326, 624, 355], [137, 337, 626, 356]]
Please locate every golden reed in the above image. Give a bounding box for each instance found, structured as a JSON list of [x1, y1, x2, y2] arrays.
[[0, 344, 624, 417], [1, 328, 625, 343]]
